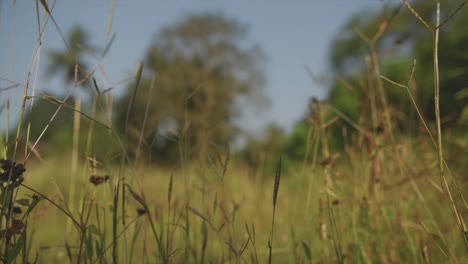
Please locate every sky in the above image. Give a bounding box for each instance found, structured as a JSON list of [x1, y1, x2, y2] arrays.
[[0, 0, 383, 137]]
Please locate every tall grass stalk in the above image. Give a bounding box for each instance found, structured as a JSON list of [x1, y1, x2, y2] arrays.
[[432, 2, 468, 251], [402, 0, 467, 251], [268, 157, 281, 264], [166, 174, 174, 260], [67, 97, 81, 236], [117, 62, 144, 263], [327, 195, 344, 264]]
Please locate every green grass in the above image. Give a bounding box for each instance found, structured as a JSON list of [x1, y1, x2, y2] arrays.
[[9, 141, 465, 263]]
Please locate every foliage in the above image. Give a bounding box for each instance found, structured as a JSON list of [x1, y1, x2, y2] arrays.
[[23, 94, 76, 150], [115, 13, 267, 164], [329, 0, 468, 128], [240, 124, 287, 174], [282, 120, 311, 161], [17, 94, 117, 160], [17, 25, 119, 160], [46, 25, 94, 85], [0, 159, 42, 263]]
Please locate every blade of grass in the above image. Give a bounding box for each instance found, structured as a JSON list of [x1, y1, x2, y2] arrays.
[[268, 156, 281, 264]]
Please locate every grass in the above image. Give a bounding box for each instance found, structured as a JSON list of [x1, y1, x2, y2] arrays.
[[1, 0, 467, 263], [6, 139, 465, 263]]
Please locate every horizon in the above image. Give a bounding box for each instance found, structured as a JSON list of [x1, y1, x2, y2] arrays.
[[0, 0, 384, 138]]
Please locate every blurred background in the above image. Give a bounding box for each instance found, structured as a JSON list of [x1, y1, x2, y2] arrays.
[[0, 0, 466, 167]]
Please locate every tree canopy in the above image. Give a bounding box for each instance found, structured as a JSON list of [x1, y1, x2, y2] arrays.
[[46, 25, 93, 86], [277, 1, 468, 161], [116, 13, 267, 164], [329, 0, 468, 127]]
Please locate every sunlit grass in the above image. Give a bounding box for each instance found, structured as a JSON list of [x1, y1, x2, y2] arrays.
[[12, 141, 466, 263], [1, 1, 467, 263]]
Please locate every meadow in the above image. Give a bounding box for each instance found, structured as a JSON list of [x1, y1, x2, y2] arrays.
[[1, 1, 467, 263], [5, 128, 467, 263]]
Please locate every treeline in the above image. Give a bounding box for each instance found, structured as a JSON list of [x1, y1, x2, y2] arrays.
[[13, 1, 468, 168]]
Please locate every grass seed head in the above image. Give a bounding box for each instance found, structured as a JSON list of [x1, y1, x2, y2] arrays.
[[89, 174, 110, 186]]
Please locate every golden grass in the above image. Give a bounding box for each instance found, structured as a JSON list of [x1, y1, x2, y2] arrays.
[[11, 141, 466, 263]]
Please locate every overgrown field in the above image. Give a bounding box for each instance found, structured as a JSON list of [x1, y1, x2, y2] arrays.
[[8, 135, 468, 263], [1, 1, 467, 263]]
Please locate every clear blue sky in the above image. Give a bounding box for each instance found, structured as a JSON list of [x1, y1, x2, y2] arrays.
[[0, 0, 382, 136]]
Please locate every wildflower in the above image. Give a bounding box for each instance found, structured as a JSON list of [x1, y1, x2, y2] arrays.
[[0, 159, 26, 182], [0, 219, 25, 239]]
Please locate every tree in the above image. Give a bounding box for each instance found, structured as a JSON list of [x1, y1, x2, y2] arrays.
[[21, 25, 108, 158], [23, 25, 92, 153], [281, 1, 468, 163], [329, 0, 468, 129], [116, 13, 267, 164], [46, 25, 93, 86], [240, 124, 286, 175]]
